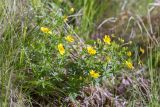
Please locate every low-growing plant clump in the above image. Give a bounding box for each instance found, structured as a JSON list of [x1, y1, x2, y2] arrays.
[[0, 0, 160, 106]]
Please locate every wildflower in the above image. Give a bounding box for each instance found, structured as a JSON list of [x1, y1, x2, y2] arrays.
[[87, 46, 96, 55], [70, 7, 75, 13], [89, 70, 100, 79], [63, 15, 68, 22], [40, 27, 52, 34], [103, 35, 111, 45], [125, 61, 134, 69], [58, 43, 65, 55], [65, 35, 74, 43], [140, 47, 144, 54], [127, 51, 132, 57]]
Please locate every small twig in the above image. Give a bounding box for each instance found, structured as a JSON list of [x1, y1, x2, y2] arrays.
[[97, 17, 117, 29]]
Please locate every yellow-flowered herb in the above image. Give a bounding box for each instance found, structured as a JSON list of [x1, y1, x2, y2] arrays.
[[58, 43, 65, 55], [65, 35, 74, 43], [103, 35, 111, 45], [89, 70, 100, 79], [140, 47, 144, 54], [125, 61, 134, 69], [87, 46, 96, 55], [127, 51, 132, 57], [40, 27, 52, 34]]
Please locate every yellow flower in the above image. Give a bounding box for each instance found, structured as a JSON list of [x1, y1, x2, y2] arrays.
[[58, 43, 65, 55], [125, 61, 134, 69], [65, 35, 74, 43], [127, 51, 132, 57], [89, 70, 95, 75], [87, 46, 96, 55], [89, 70, 100, 79], [70, 7, 75, 13], [103, 35, 111, 45], [140, 47, 144, 54], [63, 15, 68, 22], [40, 27, 52, 34]]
